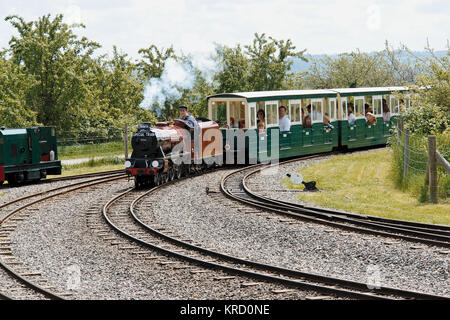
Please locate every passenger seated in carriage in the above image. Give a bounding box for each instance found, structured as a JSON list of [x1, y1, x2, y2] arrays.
[[382, 99, 391, 122], [257, 109, 266, 131], [323, 113, 334, 130], [278, 106, 291, 132], [302, 105, 312, 128], [229, 117, 238, 128], [348, 104, 356, 126], [364, 104, 377, 125]]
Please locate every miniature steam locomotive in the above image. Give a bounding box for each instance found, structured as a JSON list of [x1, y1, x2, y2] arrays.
[[125, 119, 223, 188]]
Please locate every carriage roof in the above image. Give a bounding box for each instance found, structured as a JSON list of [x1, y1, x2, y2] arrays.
[[207, 86, 410, 102]]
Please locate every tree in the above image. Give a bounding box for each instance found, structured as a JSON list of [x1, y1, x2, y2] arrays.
[[403, 42, 449, 135], [4, 14, 157, 133], [305, 50, 396, 89], [0, 51, 38, 127], [137, 44, 176, 80], [214, 44, 250, 93], [245, 33, 307, 91], [214, 33, 307, 94], [5, 14, 101, 130]]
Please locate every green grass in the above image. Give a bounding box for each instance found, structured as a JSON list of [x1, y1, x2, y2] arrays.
[[62, 156, 125, 170], [50, 161, 125, 178], [283, 149, 450, 226], [58, 140, 126, 160]]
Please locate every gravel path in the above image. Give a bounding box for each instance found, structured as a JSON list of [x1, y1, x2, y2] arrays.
[[144, 159, 450, 297]]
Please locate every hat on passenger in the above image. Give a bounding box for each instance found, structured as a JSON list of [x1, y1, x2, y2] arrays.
[[179, 105, 188, 111]]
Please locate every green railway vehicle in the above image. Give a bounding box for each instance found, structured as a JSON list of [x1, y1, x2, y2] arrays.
[[207, 86, 410, 162], [0, 126, 62, 185]]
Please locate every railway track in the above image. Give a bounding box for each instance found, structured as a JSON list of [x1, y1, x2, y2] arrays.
[[0, 172, 128, 300], [0, 170, 126, 190], [102, 165, 449, 300], [222, 158, 450, 248]]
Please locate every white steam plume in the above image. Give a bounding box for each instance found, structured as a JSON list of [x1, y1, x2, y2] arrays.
[[140, 52, 219, 115]]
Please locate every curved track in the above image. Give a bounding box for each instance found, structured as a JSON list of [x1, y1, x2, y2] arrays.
[[236, 162, 450, 248], [0, 172, 127, 299], [222, 159, 450, 248], [102, 166, 449, 300]]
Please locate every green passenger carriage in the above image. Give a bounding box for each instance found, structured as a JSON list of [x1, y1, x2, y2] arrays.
[[0, 126, 62, 185], [207, 86, 410, 162]]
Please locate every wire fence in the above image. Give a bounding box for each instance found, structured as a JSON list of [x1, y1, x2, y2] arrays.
[[56, 126, 138, 160], [392, 123, 449, 203]]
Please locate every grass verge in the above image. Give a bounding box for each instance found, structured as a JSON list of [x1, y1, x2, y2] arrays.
[[58, 140, 126, 160], [283, 149, 450, 226], [50, 156, 125, 178]]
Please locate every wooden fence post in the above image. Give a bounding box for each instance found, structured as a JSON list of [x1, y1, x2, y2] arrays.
[[403, 130, 410, 179], [124, 125, 129, 160], [427, 135, 438, 204]]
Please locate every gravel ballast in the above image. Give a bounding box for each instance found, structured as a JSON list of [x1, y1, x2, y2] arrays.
[[143, 159, 450, 297], [4, 178, 325, 300]]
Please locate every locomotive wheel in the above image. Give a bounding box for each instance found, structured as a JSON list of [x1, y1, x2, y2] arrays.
[[134, 177, 141, 189], [152, 174, 158, 187], [169, 168, 175, 181], [175, 167, 182, 180], [155, 174, 161, 186], [163, 173, 169, 184]]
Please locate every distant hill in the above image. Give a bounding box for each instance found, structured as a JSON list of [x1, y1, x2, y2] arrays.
[[290, 50, 447, 73]]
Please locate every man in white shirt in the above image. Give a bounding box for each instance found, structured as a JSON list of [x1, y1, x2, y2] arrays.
[[278, 106, 291, 132]]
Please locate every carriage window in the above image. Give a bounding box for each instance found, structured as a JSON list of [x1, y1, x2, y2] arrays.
[[289, 100, 301, 123], [328, 99, 336, 120], [390, 96, 400, 114], [372, 96, 382, 116], [265, 101, 279, 127], [211, 101, 227, 125], [341, 98, 348, 120], [355, 97, 365, 117], [311, 99, 323, 122], [230, 101, 245, 128], [405, 98, 410, 109], [249, 103, 257, 128], [404, 95, 411, 110]]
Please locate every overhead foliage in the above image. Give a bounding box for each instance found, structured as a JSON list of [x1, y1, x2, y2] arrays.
[[214, 33, 308, 93], [402, 43, 449, 135], [2, 14, 156, 134]]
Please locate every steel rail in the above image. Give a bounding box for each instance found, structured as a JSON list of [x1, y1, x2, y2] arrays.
[[102, 166, 449, 300], [236, 162, 450, 247], [0, 174, 128, 300]]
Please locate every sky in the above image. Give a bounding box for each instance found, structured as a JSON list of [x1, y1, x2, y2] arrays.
[[0, 0, 449, 60]]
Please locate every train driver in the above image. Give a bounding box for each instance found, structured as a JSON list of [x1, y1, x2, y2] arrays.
[[178, 105, 199, 129]]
